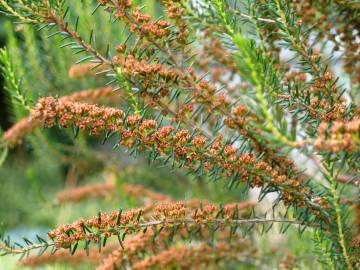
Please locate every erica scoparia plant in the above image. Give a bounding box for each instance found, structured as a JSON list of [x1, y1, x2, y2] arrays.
[[0, 0, 359, 269]]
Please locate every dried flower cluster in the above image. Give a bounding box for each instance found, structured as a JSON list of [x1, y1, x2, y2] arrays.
[[2, 87, 116, 147], [31, 97, 323, 216], [56, 181, 115, 203], [32, 97, 123, 135], [47, 208, 142, 249], [96, 229, 164, 270], [292, 0, 360, 85], [56, 180, 171, 204], [96, 227, 253, 270], [1, 117, 40, 148], [131, 240, 249, 270], [47, 200, 253, 249], [68, 63, 107, 79], [21, 243, 116, 267], [314, 118, 360, 153]]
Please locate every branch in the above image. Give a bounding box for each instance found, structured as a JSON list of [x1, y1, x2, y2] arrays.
[[0, 239, 52, 255]]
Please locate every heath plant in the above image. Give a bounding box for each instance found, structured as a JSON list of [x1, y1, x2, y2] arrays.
[[0, 0, 359, 269]]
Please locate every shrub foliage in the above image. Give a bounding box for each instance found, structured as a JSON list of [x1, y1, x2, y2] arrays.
[[0, 0, 359, 269]]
